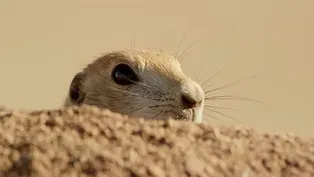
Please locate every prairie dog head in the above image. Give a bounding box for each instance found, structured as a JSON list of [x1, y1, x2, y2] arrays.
[[64, 49, 205, 123]]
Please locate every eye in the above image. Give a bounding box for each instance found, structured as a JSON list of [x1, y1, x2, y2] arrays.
[[111, 63, 139, 85]]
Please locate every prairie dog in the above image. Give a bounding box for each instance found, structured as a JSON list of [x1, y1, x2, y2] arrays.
[[64, 49, 205, 123]]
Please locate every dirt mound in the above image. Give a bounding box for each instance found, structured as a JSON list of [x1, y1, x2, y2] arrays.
[[0, 105, 313, 177]]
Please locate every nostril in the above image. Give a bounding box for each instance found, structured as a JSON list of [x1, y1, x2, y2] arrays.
[[181, 94, 198, 109]]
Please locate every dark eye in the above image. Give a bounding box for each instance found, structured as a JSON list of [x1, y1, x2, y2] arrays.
[[111, 63, 139, 85]]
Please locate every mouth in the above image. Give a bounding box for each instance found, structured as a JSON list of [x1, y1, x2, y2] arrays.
[[162, 110, 192, 121], [162, 104, 204, 123], [183, 107, 203, 123], [146, 102, 204, 122]]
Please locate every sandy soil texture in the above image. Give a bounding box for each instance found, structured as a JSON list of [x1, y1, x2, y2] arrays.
[[0, 105, 313, 177]]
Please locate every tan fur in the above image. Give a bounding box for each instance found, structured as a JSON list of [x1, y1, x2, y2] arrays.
[[64, 49, 205, 122]]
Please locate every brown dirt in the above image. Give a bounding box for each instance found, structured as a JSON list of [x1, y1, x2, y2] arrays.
[[0, 105, 313, 177]]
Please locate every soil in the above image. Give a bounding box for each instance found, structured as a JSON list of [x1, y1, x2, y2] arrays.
[[0, 105, 313, 177]]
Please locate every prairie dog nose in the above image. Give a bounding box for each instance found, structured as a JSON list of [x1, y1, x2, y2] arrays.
[[181, 80, 204, 109]]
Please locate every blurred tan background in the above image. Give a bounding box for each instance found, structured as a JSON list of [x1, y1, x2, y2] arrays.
[[0, 0, 313, 136]]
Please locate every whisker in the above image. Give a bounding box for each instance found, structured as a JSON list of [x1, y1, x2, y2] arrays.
[[152, 111, 163, 119], [179, 52, 189, 64], [204, 74, 260, 94], [175, 31, 187, 59], [117, 75, 166, 95], [195, 58, 205, 83], [130, 29, 133, 49], [205, 95, 265, 104], [202, 117, 212, 124], [135, 80, 153, 89], [121, 75, 154, 89], [92, 84, 156, 104], [136, 79, 165, 95], [109, 86, 142, 97], [204, 112, 219, 121], [179, 36, 206, 63], [90, 74, 166, 104], [200, 62, 230, 88], [203, 111, 220, 121], [203, 111, 230, 125], [204, 105, 239, 111], [209, 109, 247, 127], [202, 84, 215, 93], [133, 24, 139, 50], [126, 104, 156, 115]]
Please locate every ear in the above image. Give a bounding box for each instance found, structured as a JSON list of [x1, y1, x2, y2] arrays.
[[69, 72, 86, 104]]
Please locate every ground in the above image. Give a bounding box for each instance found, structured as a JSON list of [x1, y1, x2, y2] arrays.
[[0, 105, 313, 177]]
